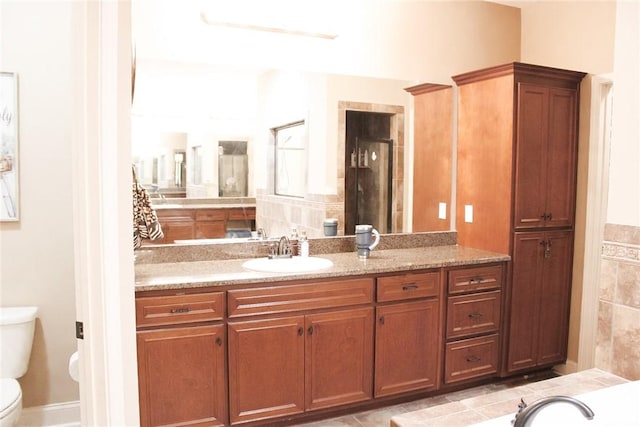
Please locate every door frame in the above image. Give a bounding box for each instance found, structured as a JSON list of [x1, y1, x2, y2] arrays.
[[576, 75, 613, 371], [72, 1, 139, 425]]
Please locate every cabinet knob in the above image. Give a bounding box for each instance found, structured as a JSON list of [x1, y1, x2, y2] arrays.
[[379, 316, 385, 325], [307, 326, 314, 335], [298, 327, 304, 336], [215, 337, 222, 346]]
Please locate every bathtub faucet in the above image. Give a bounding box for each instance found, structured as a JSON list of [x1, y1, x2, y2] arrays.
[[512, 395, 594, 427]]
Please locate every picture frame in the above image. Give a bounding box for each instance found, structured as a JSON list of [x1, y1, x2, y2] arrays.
[[1, 71, 19, 221]]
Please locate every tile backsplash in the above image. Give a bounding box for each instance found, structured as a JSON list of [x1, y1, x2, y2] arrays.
[[596, 223, 640, 380]]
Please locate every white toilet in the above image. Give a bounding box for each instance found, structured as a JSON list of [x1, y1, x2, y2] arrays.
[[0, 307, 38, 427]]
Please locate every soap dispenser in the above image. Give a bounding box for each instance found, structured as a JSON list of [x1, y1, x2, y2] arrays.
[[300, 231, 309, 257], [290, 228, 300, 256]]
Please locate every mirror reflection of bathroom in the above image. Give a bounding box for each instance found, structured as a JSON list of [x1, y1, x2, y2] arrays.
[[345, 111, 393, 235], [218, 140, 248, 197]]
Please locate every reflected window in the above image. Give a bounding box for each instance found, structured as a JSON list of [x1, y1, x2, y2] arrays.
[[192, 146, 202, 185], [274, 120, 306, 198], [174, 151, 185, 187]]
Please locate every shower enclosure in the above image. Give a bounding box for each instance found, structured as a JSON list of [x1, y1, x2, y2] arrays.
[[345, 111, 393, 234]]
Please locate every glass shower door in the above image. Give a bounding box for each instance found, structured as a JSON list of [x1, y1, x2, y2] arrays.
[[348, 137, 393, 233]]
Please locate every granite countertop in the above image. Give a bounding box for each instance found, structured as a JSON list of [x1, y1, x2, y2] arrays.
[[153, 203, 256, 210], [135, 245, 509, 292]]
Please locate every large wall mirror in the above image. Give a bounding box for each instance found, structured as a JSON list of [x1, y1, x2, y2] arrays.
[[131, 0, 522, 242]]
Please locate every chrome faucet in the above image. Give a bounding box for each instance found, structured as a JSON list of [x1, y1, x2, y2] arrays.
[[512, 396, 594, 427], [256, 227, 268, 240], [268, 235, 292, 259]]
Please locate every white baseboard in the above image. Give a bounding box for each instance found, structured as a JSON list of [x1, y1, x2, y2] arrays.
[[19, 401, 80, 427]]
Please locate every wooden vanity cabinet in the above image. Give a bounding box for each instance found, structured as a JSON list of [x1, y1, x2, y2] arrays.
[[136, 292, 227, 427], [227, 278, 375, 425], [444, 264, 503, 385], [195, 209, 227, 239], [152, 206, 256, 243], [453, 63, 585, 376], [374, 271, 441, 397], [507, 230, 574, 372], [153, 209, 195, 244]]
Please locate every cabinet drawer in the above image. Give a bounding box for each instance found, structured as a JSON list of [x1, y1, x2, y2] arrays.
[[156, 209, 195, 222], [377, 271, 440, 302], [228, 278, 374, 318], [196, 209, 226, 221], [195, 222, 226, 239], [448, 264, 503, 294], [136, 292, 225, 328], [446, 290, 501, 339], [444, 334, 499, 384], [227, 207, 255, 220]]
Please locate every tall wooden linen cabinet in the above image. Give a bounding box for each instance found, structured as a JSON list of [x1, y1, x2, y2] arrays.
[[452, 63, 586, 375]]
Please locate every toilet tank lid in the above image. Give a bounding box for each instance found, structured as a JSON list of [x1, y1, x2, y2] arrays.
[[0, 306, 38, 325]]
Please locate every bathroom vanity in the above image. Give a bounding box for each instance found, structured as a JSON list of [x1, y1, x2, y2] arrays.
[[134, 240, 509, 427]]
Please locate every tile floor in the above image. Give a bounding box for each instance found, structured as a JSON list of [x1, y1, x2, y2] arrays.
[[291, 370, 558, 427], [291, 369, 628, 427]]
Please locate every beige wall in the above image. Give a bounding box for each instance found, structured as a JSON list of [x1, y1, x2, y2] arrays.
[[596, 0, 640, 380], [2, 0, 634, 414], [517, 0, 618, 368], [0, 1, 79, 407]]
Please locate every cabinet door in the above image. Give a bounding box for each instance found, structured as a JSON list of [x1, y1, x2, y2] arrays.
[[374, 300, 440, 397], [514, 84, 578, 229], [137, 324, 226, 427], [154, 209, 195, 244], [195, 221, 226, 239], [228, 316, 305, 424], [305, 308, 374, 411], [506, 231, 573, 373], [514, 84, 549, 229], [537, 230, 574, 365], [507, 232, 545, 372], [544, 88, 578, 228]]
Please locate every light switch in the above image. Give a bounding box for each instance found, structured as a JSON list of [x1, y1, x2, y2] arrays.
[[464, 205, 473, 223], [438, 202, 447, 220]]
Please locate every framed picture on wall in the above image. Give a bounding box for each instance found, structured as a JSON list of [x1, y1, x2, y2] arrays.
[[1, 71, 19, 221]]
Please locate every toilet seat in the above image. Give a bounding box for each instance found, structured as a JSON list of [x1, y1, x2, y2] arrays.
[[0, 378, 21, 424]]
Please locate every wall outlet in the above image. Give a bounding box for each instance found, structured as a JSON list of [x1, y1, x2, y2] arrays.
[[464, 205, 473, 223], [438, 202, 447, 220]]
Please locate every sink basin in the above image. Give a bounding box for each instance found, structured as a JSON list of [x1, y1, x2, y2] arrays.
[[242, 256, 333, 273]]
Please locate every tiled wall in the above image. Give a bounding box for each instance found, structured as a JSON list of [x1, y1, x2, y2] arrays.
[[596, 223, 640, 380], [256, 190, 344, 238], [257, 101, 405, 239]]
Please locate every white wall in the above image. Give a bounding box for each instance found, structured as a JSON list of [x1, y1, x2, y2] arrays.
[[608, 0, 640, 227], [0, 0, 79, 407]]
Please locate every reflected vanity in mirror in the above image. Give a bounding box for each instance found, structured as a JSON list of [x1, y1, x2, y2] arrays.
[[132, 70, 456, 245]]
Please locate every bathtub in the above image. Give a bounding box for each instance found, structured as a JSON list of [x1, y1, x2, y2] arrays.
[[470, 380, 640, 426]]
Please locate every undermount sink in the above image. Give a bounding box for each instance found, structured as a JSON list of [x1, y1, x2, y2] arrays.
[[242, 256, 333, 273]]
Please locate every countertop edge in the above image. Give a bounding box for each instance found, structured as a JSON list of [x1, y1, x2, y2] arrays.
[[135, 245, 510, 292]]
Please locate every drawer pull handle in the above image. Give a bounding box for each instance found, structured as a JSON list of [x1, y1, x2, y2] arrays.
[[469, 277, 484, 284], [170, 307, 191, 314], [468, 312, 483, 319], [402, 284, 418, 291], [466, 355, 481, 363]]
